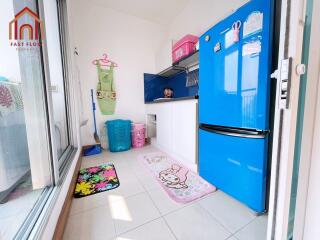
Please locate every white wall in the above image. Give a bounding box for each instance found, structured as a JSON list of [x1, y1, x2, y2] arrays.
[[155, 0, 249, 72], [303, 81, 320, 239], [70, 0, 166, 146], [168, 0, 249, 40]]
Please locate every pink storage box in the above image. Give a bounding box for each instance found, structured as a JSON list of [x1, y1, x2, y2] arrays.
[[172, 34, 199, 63], [131, 123, 146, 148]]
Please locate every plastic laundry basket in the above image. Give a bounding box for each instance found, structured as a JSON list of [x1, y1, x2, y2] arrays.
[[105, 119, 132, 152], [131, 123, 146, 148]]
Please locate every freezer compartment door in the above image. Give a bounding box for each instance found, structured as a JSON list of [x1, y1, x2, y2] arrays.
[[199, 128, 268, 213]]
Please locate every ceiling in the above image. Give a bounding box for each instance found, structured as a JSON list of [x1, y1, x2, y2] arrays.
[[91, 0, 191, 25]]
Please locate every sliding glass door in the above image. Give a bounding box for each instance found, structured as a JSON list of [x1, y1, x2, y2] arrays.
[[0, 0, 75, 238], [287, 0, 315, 238], [0, 0, 53, 238]]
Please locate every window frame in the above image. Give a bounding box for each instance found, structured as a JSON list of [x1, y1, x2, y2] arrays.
[[55, 0, 79, 176], [39, 0, 75, 182]]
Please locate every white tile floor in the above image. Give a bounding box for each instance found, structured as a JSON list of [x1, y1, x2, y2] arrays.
[[63, 145, 268, 240]]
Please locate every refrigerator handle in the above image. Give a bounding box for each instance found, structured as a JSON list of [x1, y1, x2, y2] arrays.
[[199, 125, 267, 139]]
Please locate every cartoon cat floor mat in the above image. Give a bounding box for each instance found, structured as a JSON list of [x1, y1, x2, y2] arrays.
[[74, 164, 120, 198], [139, 152, 216, 203]]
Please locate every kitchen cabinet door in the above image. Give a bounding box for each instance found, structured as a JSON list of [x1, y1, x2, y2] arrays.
[[156, 103, 173, 152], [172, 101, 198, 166]]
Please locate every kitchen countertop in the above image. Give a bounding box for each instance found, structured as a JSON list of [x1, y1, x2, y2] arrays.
[[145, 95, 198, 104]]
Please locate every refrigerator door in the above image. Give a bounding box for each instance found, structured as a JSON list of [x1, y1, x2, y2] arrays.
[[199, 0, 274, 130], [199, 128, 268, 213]]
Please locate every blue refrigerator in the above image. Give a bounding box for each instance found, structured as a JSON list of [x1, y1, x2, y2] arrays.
[[199, 0, 274, 213]]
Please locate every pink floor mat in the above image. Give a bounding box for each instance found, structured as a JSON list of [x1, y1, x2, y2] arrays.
[[139, 152, 216, 204]]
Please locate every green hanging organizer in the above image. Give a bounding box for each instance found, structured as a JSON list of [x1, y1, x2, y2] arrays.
[[96, 63, 116, 115]]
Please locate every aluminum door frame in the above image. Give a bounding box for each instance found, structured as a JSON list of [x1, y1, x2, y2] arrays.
[[266, 0, 308, 239], [292, 0, 320, 238]]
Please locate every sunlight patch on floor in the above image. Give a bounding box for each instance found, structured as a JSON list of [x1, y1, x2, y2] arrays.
[[108, 195, 132, 222]]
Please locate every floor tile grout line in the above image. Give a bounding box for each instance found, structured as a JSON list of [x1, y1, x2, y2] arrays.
[[233, 214, 269, 237], [226, 235, 240, 240], [229, 214, 261, 238], [110, 188, 178, 239], [196, 201, 233, 237], [227, 234, 240, 240], [136, 177, 155, 192], [144, 185, 178, 240], [195, 192, 260, 235], [161, 216, 178, 240], [115, 215, 164, 237], [156, 197, 198, 217], [144, 187, 164, 216], [69, 189, 147, 217], [70, 192, 161, 237], [134, 172, 160, 192], [146, 185, 258, 237]]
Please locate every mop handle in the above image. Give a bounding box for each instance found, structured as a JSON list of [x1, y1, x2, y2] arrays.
[[91, 89, 98, 134]]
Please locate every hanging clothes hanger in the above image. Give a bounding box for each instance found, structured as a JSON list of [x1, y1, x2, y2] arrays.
[[92, 53, 118, 67]]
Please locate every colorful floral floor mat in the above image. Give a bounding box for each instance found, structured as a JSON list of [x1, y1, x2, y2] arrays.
[[74, 164, 120, 198]]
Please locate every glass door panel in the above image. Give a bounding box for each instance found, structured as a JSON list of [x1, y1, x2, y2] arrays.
[[287, 0, 314, 238], [43, 0, 70, 160], [0, 0, 53, 239]]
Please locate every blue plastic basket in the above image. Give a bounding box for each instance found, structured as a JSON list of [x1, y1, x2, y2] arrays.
[[106, 119, 132, 152]]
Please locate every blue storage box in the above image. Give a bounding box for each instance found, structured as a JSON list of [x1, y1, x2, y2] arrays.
[[106, 119, 132, 152]]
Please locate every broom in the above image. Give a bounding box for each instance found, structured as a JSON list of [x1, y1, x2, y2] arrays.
[[91, 89, 100, 143], [83, 89, 101, 156]]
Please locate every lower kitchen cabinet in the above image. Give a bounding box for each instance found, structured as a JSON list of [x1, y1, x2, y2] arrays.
[[146, 99, 198, 171]]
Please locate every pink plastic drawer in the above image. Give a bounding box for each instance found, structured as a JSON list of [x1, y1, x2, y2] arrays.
[[172, 34, 198, 63]]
